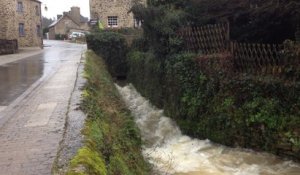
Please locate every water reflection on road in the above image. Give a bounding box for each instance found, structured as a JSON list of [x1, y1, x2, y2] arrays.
[[0, 54, 44, 105], [0, 40, 85, 106]]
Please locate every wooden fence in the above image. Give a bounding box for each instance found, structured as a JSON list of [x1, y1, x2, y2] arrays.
[[179, 23, 300, 79], [231, 42, 285, 74], [178, 23, 229, 55], [0, 39, 18, 55]]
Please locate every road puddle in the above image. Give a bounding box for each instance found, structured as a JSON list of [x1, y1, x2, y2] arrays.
[[0, 54, 44, 105]]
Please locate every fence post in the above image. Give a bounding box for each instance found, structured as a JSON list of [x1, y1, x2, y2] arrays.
[[230, 41, 235, 55], [225, 21, 230, 41], [224, 21, 230, 52], [295, 25, 300, 44]]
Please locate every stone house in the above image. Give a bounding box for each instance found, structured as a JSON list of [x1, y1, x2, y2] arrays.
[[89, 0, 146, 28], [0, 0, 43, 48], [48, 7, 89, 40]]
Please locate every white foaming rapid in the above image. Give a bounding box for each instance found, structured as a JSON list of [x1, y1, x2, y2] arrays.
[[116, 84, 300, 175]]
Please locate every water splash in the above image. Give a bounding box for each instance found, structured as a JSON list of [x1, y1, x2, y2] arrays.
[[116, 84, 300, 175]]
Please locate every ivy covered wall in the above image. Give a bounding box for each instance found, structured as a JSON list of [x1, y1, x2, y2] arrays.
[[126, 48, 300, 160]]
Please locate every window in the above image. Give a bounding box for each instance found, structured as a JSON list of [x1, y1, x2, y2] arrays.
[[17, 1, 23, 12], [107, 16, 118, 27], [35, 5, 39, 16], [134, 18, 142, 28], [36, 25, 41, 37], [19, 23, 25, 36]]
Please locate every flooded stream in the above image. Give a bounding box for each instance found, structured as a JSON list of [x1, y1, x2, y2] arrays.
[[116, 84, 300, 175]]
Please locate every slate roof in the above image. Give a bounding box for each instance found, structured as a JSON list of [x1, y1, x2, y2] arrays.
[[31, 0, 41, 3], [49, 13, 88, 28], [48, 17, 63, 28], [80, 16, 89, 23]]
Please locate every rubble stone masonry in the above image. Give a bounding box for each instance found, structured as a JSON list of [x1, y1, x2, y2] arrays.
[[90, 0, 146, 28], [48, 7, 90, 40], [0, 0, 42, 47], [51, 16, 80, 38]]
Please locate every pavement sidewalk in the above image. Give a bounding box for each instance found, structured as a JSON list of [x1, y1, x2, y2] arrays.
[[0, 47, 43, 66], [0, 42, 86, 175]]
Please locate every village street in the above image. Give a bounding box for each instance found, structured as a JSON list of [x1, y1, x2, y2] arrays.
[[0, 40, 86, 175]]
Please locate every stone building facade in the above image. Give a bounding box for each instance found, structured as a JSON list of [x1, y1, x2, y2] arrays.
[[89, 0, 146, 28], [48, 7, 89, 40], [0, 0, 43, 47]]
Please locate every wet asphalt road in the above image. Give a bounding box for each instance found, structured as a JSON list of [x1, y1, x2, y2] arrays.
[[0, 40, 84, 106]]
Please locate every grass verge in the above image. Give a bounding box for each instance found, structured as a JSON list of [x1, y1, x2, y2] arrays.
[[66, 50, 151, 175]]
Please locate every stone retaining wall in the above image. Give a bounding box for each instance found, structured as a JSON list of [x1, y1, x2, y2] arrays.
[[0, 39, 18, 55]]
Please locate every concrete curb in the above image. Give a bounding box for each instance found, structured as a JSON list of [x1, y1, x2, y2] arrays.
[[52, 51, 87, 174]]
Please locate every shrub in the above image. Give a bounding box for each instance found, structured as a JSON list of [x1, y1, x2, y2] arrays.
[[55, 34, 67, 40], [165, 53, 209, 119], [86, 32, 128, 77], [102, 28, 143, 35], [127, 50, 164, 107], [130, 37, 149, 52]]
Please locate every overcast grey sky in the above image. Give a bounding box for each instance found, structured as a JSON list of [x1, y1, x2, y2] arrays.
[[40, 0, 90, 19]]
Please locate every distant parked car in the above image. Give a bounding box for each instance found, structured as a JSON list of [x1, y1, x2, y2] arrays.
[[69, 32, 85, 39]]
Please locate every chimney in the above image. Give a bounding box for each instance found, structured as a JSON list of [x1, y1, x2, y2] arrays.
[[57, 15, 62, 20], [70, 7, 81, 24]]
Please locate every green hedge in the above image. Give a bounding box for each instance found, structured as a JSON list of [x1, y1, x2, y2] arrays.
[[127, 51, 164, 107], [85, 32, 300, 161], [127, 51, 300, 161], [55, 34, 67, 40], [84, 21, 300, 163], [86, 32, 128, 77]]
